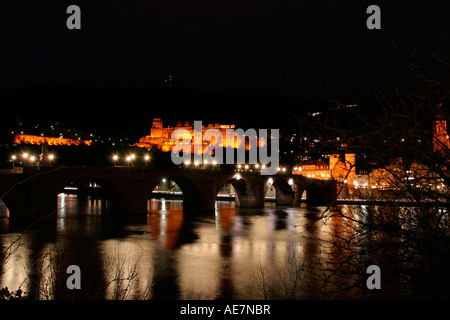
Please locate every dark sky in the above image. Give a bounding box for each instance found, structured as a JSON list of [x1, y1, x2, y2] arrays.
[[1, 0, 449, 125]]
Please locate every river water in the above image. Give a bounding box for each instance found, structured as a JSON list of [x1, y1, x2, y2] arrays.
[[0, 194, 367, 300]]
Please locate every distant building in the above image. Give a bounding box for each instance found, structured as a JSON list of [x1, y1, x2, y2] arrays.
[[292, 153, 356, 184], [433, 102, 450, 155], [13, 134, 93, 147], [292, 159, 330, 180], [134, 118, 260, 153]]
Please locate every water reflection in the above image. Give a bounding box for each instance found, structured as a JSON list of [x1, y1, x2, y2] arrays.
[[1, 194, 363, 299]]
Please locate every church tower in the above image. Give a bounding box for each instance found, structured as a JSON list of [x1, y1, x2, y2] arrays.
[[433, 103, 450, 155]]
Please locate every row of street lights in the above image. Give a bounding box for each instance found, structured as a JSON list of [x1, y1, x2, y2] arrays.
[[109, 154, 293, 174], [11, 153, 54, 167], [236, 164, 289, 172], [112, 154, 150, 166]]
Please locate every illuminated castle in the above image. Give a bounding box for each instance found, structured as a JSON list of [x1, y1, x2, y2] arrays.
[[134, 118, 241, 153]]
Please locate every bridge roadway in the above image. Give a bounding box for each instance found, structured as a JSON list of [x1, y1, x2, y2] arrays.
[[0, 166, 337, 222]]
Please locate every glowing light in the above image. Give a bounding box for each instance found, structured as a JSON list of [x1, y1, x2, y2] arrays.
[[268, 178, 273, 185], [234, 173, 241, 180], [288, 178, 293, 186], [14, 133, 92, 146]]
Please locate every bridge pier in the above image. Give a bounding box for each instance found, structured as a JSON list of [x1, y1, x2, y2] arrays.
[[275, 189, 295, 205], [199, 181, 219, 212], [292, 183, 304, 206], [235, 181, 265, 208], [2, 178, 59, 222], [115, 175, 166, 215]]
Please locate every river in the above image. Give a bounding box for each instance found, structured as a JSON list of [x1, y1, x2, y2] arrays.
[[0, 194, 378, 300]]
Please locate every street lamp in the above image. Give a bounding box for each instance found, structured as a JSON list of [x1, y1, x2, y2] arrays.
[[11, 155, 16, 168], [126, 156, 131, 166], [48, 154, 54, 166], [22, 153, 29, 166], [113, 155, 118, 166]]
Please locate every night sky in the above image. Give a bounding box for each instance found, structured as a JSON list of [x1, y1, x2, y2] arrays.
[[1, 0, 449, 129]]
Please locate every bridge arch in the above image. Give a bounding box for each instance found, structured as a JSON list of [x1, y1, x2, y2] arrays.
[[214, 173, 265, 208], [57, 175, 132, 215], [165, 175, 205, 212], [300, 179, 337, 205], [0, 198, 10, 218]]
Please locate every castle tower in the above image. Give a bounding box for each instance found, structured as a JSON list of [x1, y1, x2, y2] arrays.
[[151, 118, 163, 138], [433, 103, 450, 155]]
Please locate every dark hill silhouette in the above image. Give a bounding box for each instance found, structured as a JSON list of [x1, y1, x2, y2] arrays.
[[0, 83, 330, 138]]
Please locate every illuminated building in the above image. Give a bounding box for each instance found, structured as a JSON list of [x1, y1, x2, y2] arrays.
[[292, 153, 355, 184], [292, 159, 330, 180], [14, 134, 93, 146], [433, 102, 450, 155], [330, 153, 356, 185], [134, 118, 259, 153]]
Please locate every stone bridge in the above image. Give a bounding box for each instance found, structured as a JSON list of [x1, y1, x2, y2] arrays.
[[0, 166, 337, 221]]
